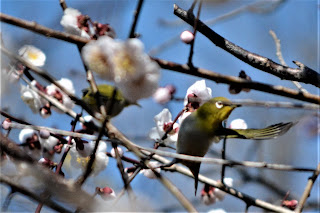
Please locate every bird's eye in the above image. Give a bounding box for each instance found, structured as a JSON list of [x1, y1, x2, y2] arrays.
[[215, 101, 223, 109]]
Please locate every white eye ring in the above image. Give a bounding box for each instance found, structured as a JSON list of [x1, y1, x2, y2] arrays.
[[216, 101, 223, 109]]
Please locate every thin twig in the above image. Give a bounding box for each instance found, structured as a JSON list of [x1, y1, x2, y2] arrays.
[[128, 0, 144, 38], [295, 163, 320, 212], [269, 30, 308, 93], [76, 118, 108, 185], [139, 147, 315, 172], [59, 0, 67, 11], [187, 0, 202, 67], [220, 120, 227, 183], [111, 143, 135, 201]]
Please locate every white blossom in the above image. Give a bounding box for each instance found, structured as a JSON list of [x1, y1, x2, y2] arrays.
[[208, 208, 227, 213], [69, 140, 109, 176], [19, 45, 46, 67], [214, 178, 233, 201], [149, 108, 179, 146], [39, 136, 59, 152], [110, 147, 124, 158], [229, 118, 248, 129], [153, 85, 175, 104], [139, 161, 161, 179], [60, 8, 90, 38], [46, 78, 75, 112], [20, 81, 45, 113], [18, 128, 42, 159], [184, 80, 212, 107], [82, 36, 160, 102]]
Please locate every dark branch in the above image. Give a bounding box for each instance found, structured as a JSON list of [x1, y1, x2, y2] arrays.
[[173, 4, 320, 88], [153, 58, 320, 104], [128, 0, 144, 38]]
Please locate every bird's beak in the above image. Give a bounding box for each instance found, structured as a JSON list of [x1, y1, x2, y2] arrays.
[[221, 105, 237, 119]]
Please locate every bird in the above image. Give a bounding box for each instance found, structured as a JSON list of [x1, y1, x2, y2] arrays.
[[176, 97, 294, 195], [82, 84, 136, 117]]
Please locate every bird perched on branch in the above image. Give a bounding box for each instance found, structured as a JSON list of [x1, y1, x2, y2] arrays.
[[176, 97, 294, 195], [82, 84, 137, 117]]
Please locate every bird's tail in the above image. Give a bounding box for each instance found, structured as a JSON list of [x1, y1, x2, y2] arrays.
[[186, 162, 201, 196], [223, 122, 295, 140]]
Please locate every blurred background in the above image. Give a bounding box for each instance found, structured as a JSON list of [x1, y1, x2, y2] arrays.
[[1, 0, 319, 212]]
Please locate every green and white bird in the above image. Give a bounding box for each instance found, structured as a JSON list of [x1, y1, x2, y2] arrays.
[[82, 84, 136, 117], [176, 97, 294, 195]]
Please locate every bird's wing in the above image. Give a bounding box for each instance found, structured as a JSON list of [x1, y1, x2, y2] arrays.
[[219, 122, 295, 140]]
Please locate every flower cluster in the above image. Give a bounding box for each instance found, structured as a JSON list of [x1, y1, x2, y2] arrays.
[[149, 80, 212, 145], [60, 8, 115, 39], [201, 178, 233, 205], [139, 161, 161, 179], [149, 108, 179, 146], [82, 36, 160, 102], [69, 139, 109, 176], [19, 128, 59, 160], [20, 77, 75, 118]]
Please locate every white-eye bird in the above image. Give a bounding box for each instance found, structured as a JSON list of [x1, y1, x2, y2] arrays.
[[176, 97, 294, 195], [82, 84, 136, 117]]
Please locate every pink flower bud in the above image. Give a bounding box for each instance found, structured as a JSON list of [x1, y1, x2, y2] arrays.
[[2, 118, 11, 130], [282, 200, 298, 210], [180, 30, 194, 44], [96, 186, 116, 200]]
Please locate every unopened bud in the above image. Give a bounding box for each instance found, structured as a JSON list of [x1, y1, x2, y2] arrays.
[[180, 30, 194, 44], [96, 186, 116, 200], [2, 118, 11, 130]]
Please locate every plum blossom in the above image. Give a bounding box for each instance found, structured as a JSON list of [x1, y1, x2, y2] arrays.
[[19, 129, 42, 159], [46, 78, 75, 112], [208, 209, 227, 213], [139, 161, 161, 179], [96, 186, 116, 201], [110, 147, 124, 158], [229, 119, 248, 129], [184, 80, 212, 111], [201, 178, 233, 205], [20, 81, 46, 113], [149, 108, 179, 145], [69, 140, 109, 176], [153, 85, 176, 104], [60, 8, 91, 38], [18, 45, 46, 67], [82, 36, 160, 102]]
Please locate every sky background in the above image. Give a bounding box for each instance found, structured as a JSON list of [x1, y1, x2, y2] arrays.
[[1, 0, 319, 212]]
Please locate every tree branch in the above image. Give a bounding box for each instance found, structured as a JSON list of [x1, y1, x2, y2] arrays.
[[153, 58, 320, 104], [173, 4, 320, 88]]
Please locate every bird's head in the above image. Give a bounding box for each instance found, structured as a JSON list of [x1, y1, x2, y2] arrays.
[[196, 97, 239, 124]]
